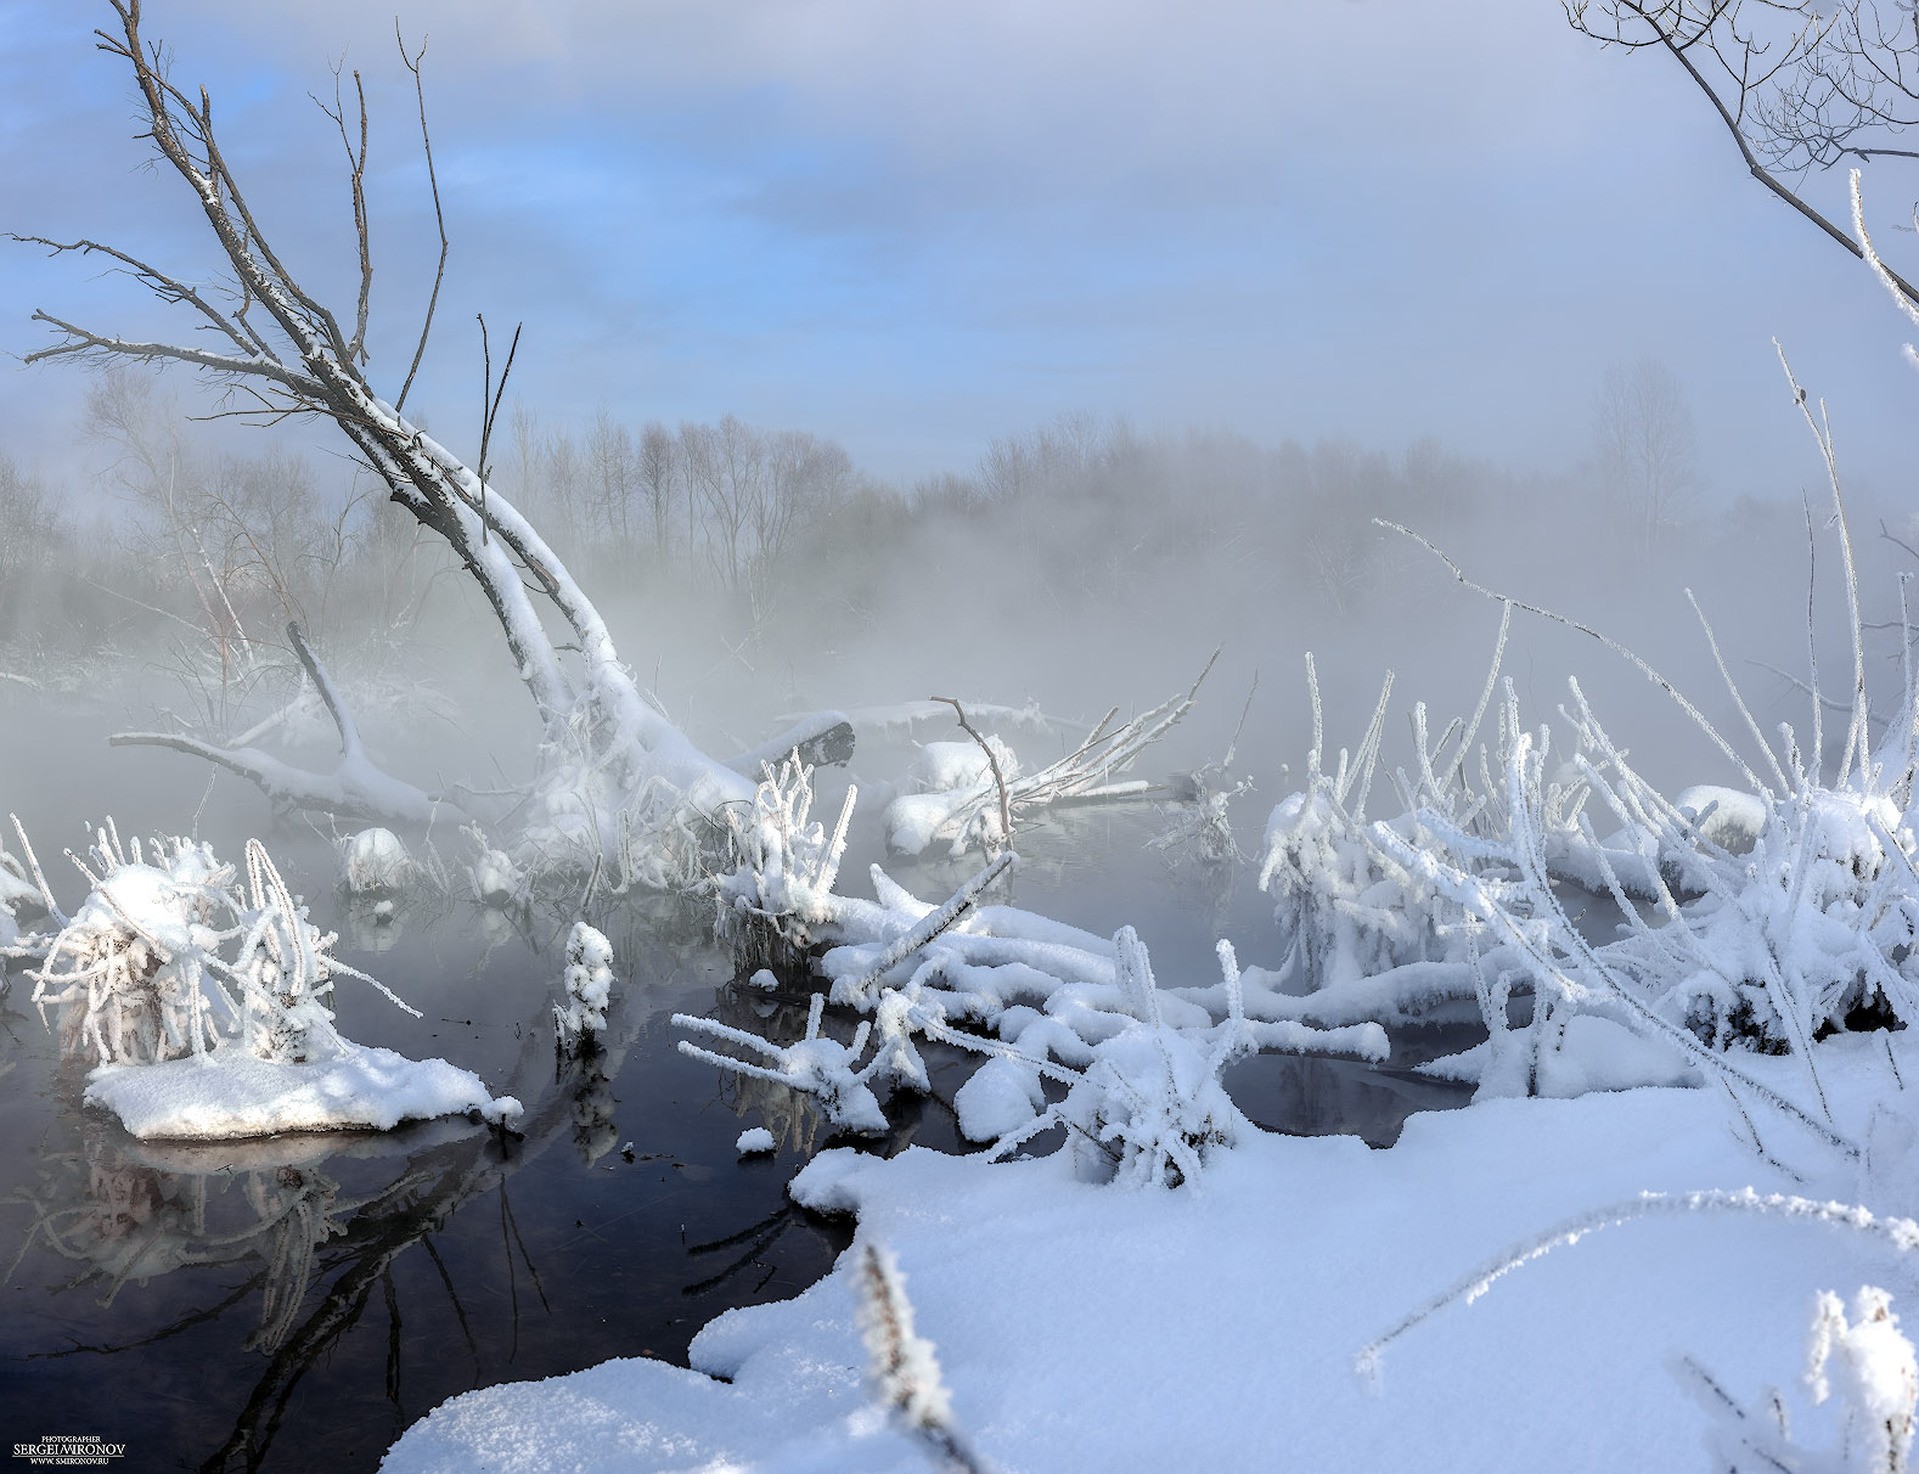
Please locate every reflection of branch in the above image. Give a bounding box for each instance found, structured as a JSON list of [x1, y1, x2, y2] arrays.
[[200, 1035, 632, 1471], [682, 1203, 800, 1297], [24, 1279, 258, 1361]]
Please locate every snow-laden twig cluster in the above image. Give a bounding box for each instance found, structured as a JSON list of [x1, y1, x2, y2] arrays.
[[21, 820, 410, 1068], [554, 921, 615, 1053]]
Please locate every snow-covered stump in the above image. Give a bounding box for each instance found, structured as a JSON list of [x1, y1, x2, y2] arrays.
[[713, 757, 857, 985], [20, 822, 516, 1141], [468, 838, 528, 911], [340, 827, 413, 897], [554, 922, 616, 1056]]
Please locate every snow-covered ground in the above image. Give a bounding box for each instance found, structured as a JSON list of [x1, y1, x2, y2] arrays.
[[383, 1037, 1919, 1473]]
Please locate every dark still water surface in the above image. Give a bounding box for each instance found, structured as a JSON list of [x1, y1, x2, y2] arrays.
[[0, 751, 1468, 1474]]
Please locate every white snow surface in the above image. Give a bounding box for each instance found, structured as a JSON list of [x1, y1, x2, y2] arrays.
[[736, 1127, 777, 1156], [86, 1043, 509, 1140], [909, 737, 1018, 794], [382, 1040, 1919, 1474]]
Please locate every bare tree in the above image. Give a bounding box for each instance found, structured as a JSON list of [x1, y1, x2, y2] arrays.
[[14, 2, 752, 859], [1565, 0, 1919, 302], [638, 420, 678, 557], [585, 409, 636, 548], [1593, 355, 1700, 549], [0, 454, 64, 644]]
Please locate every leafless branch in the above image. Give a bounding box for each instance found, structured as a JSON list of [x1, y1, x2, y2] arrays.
[[394, 24, 446, 412]]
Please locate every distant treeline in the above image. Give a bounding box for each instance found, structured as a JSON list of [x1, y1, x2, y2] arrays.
[[0, 368, 1829, 734]]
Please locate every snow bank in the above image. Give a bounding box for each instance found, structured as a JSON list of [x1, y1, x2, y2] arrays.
[[383, 1069, 1919, 1474], [86, 1043, 512, 1140]]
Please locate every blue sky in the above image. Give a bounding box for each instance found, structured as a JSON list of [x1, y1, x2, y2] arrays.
[[3, 0, 1918, 500]]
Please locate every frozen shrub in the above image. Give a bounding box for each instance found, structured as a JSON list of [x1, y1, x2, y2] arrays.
[[27, 822, 411, 1068], [554, 921, 615, 1051], [713, 757, 856, 975]]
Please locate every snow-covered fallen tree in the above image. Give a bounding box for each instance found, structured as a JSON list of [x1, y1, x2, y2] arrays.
[[6, 819, 515, 1140], [19, 4, 757, 885]]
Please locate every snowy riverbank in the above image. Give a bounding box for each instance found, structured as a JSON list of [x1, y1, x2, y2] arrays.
[[382, 1042, 1919, 1473]]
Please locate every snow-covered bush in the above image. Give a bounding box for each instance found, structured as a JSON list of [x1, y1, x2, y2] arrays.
[[554, 921, 615, 1051], [11, 821, 514, 1140], [1376, 657, 1919, 1152], [28, 825, 374, 1067]]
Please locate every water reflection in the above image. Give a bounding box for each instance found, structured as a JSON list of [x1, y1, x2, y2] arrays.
[[0, 913, 853, 1474]]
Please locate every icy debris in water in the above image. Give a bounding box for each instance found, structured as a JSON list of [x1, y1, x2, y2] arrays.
[[736, 1127, 776, 1156], [555, 922, 616, 1050], [483, 1096, 524, 1127], [470, 846, 526, 909], [676, 993, 888, 1136], [341, 827, 412, 894], [749, 968, 779, 990]]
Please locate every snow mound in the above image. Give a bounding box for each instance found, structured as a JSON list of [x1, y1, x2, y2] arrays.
[[909, 737, 1019, 794], [953, 1056, 1045, 1143], [86, 1043, 508, 1140], [341, 827, 412, 894]]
